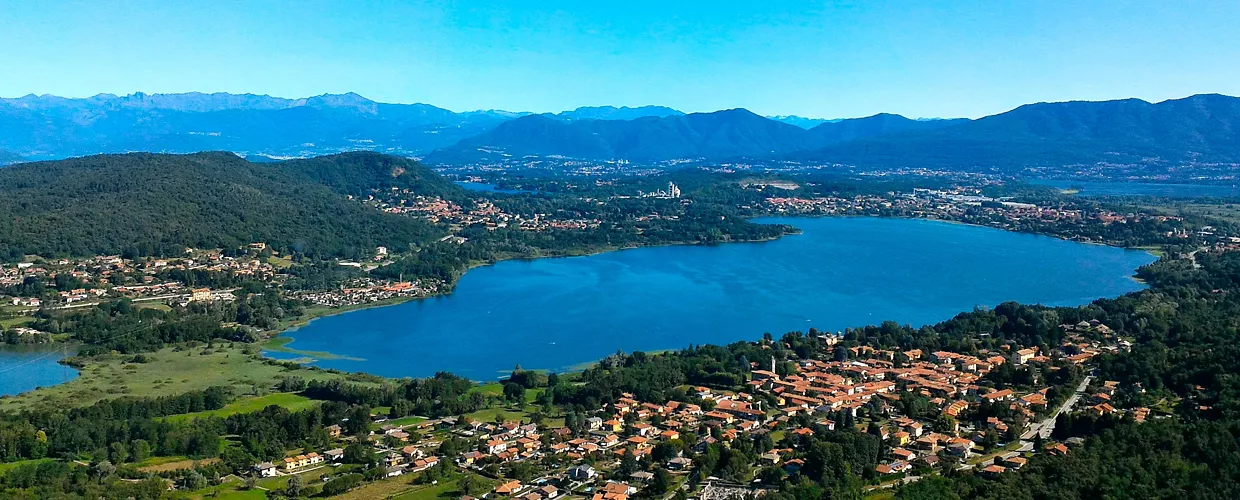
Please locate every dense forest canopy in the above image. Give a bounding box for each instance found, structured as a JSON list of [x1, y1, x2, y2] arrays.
[[0, 152, 450, 260]]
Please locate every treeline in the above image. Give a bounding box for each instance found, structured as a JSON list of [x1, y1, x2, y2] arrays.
[[0, 387, 231, 463], [31, 292, 300, 353], [302, 372, 488, 418], [0, 386, 377, 498]]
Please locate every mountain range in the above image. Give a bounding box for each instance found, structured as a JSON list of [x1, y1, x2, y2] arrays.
[[422, 109, 966, 164], [2, 92, 1237, 171], [428, 94, 1240, 169]]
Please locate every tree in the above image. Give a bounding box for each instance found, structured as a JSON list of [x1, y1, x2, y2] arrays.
[[322, 474, 364, 496], [109, 441, 128, 463], [183, 470, 207, 490], [287, 474, 305, 497], [343, 405, 372, 436], [649, 469, 673, 495], [131, 439, 151, 464], [344, 443, 378, 466], [617, 451, 638, 479], [459, 474, 487, 497], [503, 382, 527, 404]]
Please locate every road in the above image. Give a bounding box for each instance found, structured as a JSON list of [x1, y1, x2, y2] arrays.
[[1021, 375, 1092, 442]]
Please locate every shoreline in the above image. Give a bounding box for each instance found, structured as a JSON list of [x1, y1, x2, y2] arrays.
[[261, 230, 796, 361], [262, 215, 1159, 375]]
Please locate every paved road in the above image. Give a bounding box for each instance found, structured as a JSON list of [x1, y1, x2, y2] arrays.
[[1021, 375, 1092, 442]]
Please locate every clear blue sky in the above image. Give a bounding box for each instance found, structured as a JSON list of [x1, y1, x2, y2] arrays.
[[2, 0, 1238, 118]]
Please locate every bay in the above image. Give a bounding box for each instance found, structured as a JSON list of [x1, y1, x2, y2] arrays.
[[0, 345, 80, 398], [267, 217, 1157, 380]]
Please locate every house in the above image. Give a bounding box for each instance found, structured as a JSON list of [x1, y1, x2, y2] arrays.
[[385, 466, 405, 478], [487, 439, 508, 454], [254, 462, 278, 478], [190, 287, 213, 302], [306, 452, 322, 465], [631, 471, 654, 483], [496, 480, 524, 495], [586, 417, 604, 430], [629, 422, 654, 437], [282, 457, 298, 471], [1010, 348, 1037, 365], [410, 456, 440, 472], [600, 482, 636, 496], [568, 464, 597, 480], [324, 448, 345, 462], [891, 448, 916, 461], [981, 464, 1006, 477], [1002, 456, 1028, 469], [667, 457, 693, 470], [327, 424, 343, 438]]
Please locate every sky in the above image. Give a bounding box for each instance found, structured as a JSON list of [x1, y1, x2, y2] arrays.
[[2, 0, 1238, 119]]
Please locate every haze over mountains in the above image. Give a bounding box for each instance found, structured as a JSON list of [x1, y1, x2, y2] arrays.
[[2, 92, 1238, 171]]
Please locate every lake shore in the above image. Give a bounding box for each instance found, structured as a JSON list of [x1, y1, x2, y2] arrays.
[[262, 228, 797, 361], [263, 214, 1159, 366], [269, 216, 1157, 380]]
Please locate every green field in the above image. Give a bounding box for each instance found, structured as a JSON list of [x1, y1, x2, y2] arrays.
[[0, 344, 353, 413], [470, 382, 544, 403], [164, 393, 320, 422], [377, 415, 429, 429], [0, 458, 54, 477], [0, 315, 34, 328], [331, 472, 494, 500]]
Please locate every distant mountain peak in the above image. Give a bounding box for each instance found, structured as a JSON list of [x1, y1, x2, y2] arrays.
[[553, 105, 683, 121]]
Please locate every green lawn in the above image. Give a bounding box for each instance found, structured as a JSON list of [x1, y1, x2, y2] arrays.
[[471, 382, 505, 397], [0, 315, 34, 328], [0, 344, 354, 413], [0, 458, 54, 477], [331, 473, 494, 500], [377, 415, 429, 429], [465, 405, 564, 428], [390, 478, 466, 500], [186, 478, 269, 500], [470, 382, 543, 403], [164, 393, 320, 422]]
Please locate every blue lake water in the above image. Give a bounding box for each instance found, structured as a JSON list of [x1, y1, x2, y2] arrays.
[[268, 217, 1157, 380], [1030, 179, 1240, 198], [455, 181, 530, 195], [0, 345, 79, 397]]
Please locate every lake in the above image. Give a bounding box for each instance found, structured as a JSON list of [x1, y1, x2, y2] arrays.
[[268, 217, 1157, 380], [0, 345, 80, 397], [455, 181, 530, 195], [1030, 179, 1240, 198]]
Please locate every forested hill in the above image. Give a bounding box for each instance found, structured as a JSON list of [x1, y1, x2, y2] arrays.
[[281, 152, 462, 198], [794, 93, 1240, 167], [0, 152, 451, 260], [427, 93, 1240, 170]]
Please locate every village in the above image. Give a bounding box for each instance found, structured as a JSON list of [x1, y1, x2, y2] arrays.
[[762, 187, 1199, 246], [362, 189, 603, 235], [226, 315, 1156, 500]]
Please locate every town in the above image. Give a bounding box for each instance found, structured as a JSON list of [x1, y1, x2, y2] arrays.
[[219, 311, 1155, 500]]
